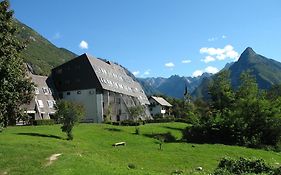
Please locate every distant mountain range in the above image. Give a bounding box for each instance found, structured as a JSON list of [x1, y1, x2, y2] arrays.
[[15, 20, 76, 75], [138, 73, 211, 98], [192, 47, 281, 99]]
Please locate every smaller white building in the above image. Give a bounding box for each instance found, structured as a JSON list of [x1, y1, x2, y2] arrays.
[[148, 96, 172, 117]]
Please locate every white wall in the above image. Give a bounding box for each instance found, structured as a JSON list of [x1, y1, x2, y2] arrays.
[[62, 88, 103, 123]]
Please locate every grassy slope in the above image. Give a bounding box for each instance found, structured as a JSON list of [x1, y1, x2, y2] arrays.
[[1, 123, 281, 175]]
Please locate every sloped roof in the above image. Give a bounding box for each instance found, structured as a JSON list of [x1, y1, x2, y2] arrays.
[[150, 96, 172, 107], [25, 74, 56, 113], [85, 54, 150, 105]]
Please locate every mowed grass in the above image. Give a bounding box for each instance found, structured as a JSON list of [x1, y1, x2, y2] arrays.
[[1, 122, 281, 175]]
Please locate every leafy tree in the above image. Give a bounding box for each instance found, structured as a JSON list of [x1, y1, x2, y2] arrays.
[[0, 0, 34, 130], [128, 105, 144, 120], [55, 100, 85, 140], [104, 103, 113, 123], [208, 70, 234, 114]]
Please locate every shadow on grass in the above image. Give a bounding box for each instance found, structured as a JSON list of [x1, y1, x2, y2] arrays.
[[16, 133, 63, 140], [162, 126, 184, 132], [143, 132, 180, 143], [104, 128, 123, 132]]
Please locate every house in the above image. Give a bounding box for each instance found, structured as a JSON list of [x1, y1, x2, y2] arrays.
[[148, 96, 172, 117], [51, 53, 151, 123], [23, 73, 57, 123]]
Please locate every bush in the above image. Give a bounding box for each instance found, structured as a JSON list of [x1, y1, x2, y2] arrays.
[[34, 119, 54, 125], [135, 127, 140, 135], [213, 157, 277, 175], [120, 120, 141, 126]]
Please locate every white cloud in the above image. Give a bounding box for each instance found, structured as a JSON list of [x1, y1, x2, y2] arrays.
[[182, 59, 191, 64], [192, 66, 219, 77], [164, 62, 175, 68], [192, 70, 203, 77], [205, 66, 219, 74], [132, 71, 140, 76], [201, 56, 215, 63], [79, 40, 88, 49], [200, 44, 239, 63], [144, 69, 150, 75]]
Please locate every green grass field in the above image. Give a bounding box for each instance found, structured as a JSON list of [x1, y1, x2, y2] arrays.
[[1, 122, 281, 175]]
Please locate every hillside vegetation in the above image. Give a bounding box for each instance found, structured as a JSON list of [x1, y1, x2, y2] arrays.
[[15, 20, 76, 75], [1, 123, 281, 175]]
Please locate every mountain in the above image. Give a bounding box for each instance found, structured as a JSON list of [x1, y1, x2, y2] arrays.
[[15, 20, 77, 75], [138, 73, 211, 98], [192, 47, 281, 99]]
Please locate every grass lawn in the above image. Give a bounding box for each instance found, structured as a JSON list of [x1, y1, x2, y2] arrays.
[[1, 122, 281, 175]]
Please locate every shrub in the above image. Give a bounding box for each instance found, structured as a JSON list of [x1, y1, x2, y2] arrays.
[[55, 100, 85, 140], [213, 157, 277, 175], [135, 127, 140, 135], [34, 119, 54, 125]]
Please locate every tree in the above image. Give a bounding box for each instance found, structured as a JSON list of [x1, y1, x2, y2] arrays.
[[208, 70, 234, 114], [128, 105, 144, 120], [0, 0, 34, 130], [55, 100, 85, 140]]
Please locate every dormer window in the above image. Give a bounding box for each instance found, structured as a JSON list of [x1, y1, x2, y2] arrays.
[[37, 100, 44, 108], [35, 87, 39, 94], [42, 87, 49, 94]]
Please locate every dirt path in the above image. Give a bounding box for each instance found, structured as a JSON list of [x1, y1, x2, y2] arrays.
[[45, 153, 62, 166]]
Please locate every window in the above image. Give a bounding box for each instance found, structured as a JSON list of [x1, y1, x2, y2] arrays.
[[77, 91, 81, 94], [48, 88, 53, 95], [34, 87, 39, 94], [37, 100, 44, 108], [67, 92, 70, 95], [42, 87, 49, 94], [47, 100, 54, 108]]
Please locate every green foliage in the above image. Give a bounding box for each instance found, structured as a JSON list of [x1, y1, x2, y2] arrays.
[[134, 127, 140, 135], [209, 70, 234, 114], [213, 157, 281, 175], [0, 0, 34, 130], [184, 71, 281, 150], [14, 21, 76, 75], [34, 119, 55, 125], [55, 100, 85, 140], [128, 105, 145, 120]]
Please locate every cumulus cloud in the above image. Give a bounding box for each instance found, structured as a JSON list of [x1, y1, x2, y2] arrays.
[[192, 70, 203, 77], [132, 71, 140, 76], [165, 62, 175, 68], [205, 66, 219, 74], [192, 66, 219, 77], [182, 59, 191, 64], [201, 56, 215, 63], [200, 44, 239, 63], [79, 40, 88, 49]]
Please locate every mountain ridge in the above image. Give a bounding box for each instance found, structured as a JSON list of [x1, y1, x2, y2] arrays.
[[192, 47, 281, 99]]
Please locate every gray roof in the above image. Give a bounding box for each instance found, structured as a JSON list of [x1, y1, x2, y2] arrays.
[[25, 74, 56, 114], [86, 54, 150, 105], [150, 96, 172, 107]]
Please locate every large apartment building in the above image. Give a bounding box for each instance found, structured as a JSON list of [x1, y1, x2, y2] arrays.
[[51, 54, 151, 123]]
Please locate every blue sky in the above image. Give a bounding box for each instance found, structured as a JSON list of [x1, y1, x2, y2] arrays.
[[11, 0, 281, 78]]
